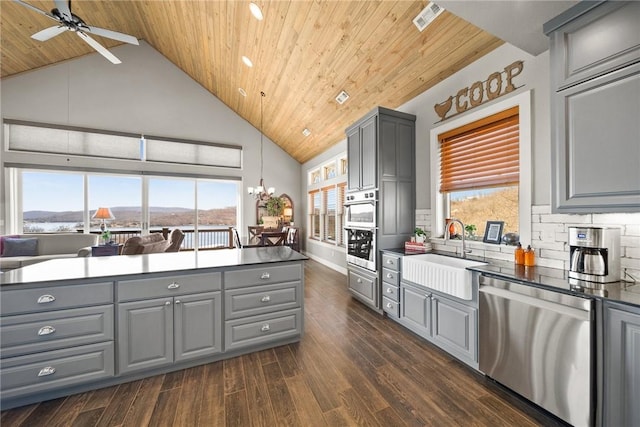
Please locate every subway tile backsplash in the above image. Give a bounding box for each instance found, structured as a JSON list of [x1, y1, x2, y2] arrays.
[[417, 206, 640, 282]]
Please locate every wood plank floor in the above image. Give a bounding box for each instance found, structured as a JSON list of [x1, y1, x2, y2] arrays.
[[1, 259, 566, 427]]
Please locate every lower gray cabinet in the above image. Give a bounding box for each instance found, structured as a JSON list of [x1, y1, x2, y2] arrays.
[[117, 291, 222, 374], [603, 302, 640, 427], [399, 282, 431, 337], [431, 294, 477, 365], [348, 266, 378, 310]]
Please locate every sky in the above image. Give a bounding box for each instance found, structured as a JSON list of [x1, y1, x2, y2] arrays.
[[22, 171, 239, 212]]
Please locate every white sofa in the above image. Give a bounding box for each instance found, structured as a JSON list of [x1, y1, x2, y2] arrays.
[[0, 233, 99, 271]]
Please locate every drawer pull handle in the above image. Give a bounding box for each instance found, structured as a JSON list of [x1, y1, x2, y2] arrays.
[[37, 295, 56, 304], [261, 296, 271, 303], [167, 282, 180, 289], [165, 301, 171, 306], [387, 303, 393, 309], [261, 272, 270, 279], [357, 278, 362, 283], [38, 326, 56, 336], [261, 324, 270, 332], [38, 366, 56, 377], [386, 273, 393, 279], [386, 288, 393, 294], [175, 300, 181, 305], [387, 259, 394, 264]]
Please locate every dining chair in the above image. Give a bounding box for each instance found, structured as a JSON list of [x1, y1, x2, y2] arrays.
[[248, 225, 264, 241], [285, 226, 299, 252], [232, 227, 242, 248], [260, 231, 287, 246]]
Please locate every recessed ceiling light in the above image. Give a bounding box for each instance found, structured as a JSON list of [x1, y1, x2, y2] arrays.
[[238, 88, 247, 97], [302, 128, 311, 137], [242, 56, 253, 67], [413, 2, 444, 32], [249, 3, 263, 20], [335, 90, 349, 105]]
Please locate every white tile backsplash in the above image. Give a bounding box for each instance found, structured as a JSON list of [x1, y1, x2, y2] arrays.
[[416, 205, 640, 280]]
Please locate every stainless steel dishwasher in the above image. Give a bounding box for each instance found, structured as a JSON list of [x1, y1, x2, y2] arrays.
[[479, 275, 594, 427]]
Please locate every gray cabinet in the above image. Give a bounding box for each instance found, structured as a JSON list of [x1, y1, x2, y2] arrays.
[[347, 115, 377, 192], [347, 265, 378, 309], [224, 263, 303, 353], [381, 253, 401, 318], [545, 1, 640, 213], [0, 281, 115, 402], [116, 274, 222, 375], [398, 276, 478, 368], [603, 302, 640, 427]]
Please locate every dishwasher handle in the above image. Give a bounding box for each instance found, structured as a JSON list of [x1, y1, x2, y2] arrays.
[[479, 285, 592, 321]]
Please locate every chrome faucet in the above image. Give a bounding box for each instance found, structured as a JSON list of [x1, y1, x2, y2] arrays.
[[445, 218, 471, 258]]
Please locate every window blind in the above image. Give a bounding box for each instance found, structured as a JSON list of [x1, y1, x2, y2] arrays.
[[439, 106, 519, 193]]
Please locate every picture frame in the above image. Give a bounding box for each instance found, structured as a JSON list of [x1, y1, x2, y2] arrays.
[[483, 221, 504, 244]]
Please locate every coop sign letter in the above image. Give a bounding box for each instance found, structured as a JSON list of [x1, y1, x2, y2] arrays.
[[434, 60, 524, 121]]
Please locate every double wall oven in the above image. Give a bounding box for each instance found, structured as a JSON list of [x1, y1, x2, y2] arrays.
[[344, 190, 377, 272]]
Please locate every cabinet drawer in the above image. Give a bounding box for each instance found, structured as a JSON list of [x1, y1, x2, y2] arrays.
[[382, 283, 399, 302], [117, 272, 221, 301], [382, 268, 399, 287], [225, 309, 301, 352], [382, 254, 400, 271], [225, 264, 302, 289], [0, 282, 113, 316], [225, 282, 301, 320], [0, 341, 114, 400], [0, 305, 113, 359], [348, 270, 376, 302], [382, 297, 399, 318]]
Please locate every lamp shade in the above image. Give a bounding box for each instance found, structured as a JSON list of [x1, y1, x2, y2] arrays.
[[92, 207, 115, 220]]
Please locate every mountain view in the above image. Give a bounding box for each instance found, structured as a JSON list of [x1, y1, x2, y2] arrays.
[[450, 186, 519, 240]]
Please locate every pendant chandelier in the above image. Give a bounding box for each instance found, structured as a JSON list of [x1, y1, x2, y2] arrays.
[[247, 91, 275, 201]]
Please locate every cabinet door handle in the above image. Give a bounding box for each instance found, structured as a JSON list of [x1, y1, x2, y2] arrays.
[[261, 272, 270, 279], [261, 295, 271, 303], [261, 323, 270, 332], [386, 273, 393, 279], [356, 278, 362, 283], [37, 366, 56, 377], [386, 287, 393, 294], [167, 282, 180, 289], [37, 326, 56, 336], [37, 294, 55, 304], [386, 303, 393, 309], [175, 300, 181, 305], [387, 259, 394, 265], [165, 301, 171, 306]]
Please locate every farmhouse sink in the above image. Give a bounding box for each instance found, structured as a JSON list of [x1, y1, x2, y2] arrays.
[[402, 254, 487, 300]]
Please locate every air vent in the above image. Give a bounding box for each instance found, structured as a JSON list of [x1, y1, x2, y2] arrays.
[[302, 128, 311, 137], [413, 2, 444, 32], [335, 90, 350, 105]]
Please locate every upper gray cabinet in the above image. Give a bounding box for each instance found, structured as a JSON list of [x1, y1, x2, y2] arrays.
[[347, 115, 377, 191], [545, 1, 640, 213]]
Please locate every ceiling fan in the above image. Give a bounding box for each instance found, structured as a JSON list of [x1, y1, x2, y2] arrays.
[[14, 0, 139, 64]]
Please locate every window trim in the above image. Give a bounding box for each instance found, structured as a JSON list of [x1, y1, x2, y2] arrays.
[[430, 90, 532, 244]]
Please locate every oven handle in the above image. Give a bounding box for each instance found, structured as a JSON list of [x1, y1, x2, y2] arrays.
[[343, 226, 378, 231], [479, 285, 591, 321]]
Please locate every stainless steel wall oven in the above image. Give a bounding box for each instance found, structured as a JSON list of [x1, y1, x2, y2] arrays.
[[345, 227, 376, 272], [344, 190, 376, 229]]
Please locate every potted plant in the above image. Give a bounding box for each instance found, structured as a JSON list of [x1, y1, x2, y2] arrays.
[[101, 229, 111, 245], [414, 227, 427, 243]]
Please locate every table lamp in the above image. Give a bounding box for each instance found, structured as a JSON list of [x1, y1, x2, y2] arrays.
[[92, 207, 115, 232]]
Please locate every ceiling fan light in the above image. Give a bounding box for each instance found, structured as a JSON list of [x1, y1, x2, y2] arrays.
[[249, 3, 264, 20], [242, 55, 253, 67]]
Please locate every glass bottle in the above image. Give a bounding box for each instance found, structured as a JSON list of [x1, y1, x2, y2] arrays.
[[514, 243, 525, 265], [524, 245, 535, 267]]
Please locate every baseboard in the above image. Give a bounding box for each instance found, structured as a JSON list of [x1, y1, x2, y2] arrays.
[[303, 251, 347, 275]]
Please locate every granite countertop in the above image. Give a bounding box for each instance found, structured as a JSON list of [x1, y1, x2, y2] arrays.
[[382, 248, 640, 308], [0, 247, 308, 286]]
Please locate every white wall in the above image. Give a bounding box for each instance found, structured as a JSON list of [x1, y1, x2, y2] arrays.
[[0, 41, 301, 235]]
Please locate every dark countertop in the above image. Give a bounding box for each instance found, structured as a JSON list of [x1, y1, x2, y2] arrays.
[[0, 247, 308, 286], [382, 248, 640, 309]]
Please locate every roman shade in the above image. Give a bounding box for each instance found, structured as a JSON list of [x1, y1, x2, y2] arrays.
[[439, 106, 519, 193]]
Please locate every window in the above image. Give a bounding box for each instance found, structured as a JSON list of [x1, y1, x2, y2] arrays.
[[310, 190, 321, 239], [324, 187, 337, 242], [439, 107, 519, 239], [323, 162, 336, 180], [12, 168, 240, 249], [340, 157, 348, 175], [431, 91, 531, 244]]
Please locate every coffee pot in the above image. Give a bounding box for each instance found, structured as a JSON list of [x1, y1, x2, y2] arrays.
[[568, 227, 620, 283]]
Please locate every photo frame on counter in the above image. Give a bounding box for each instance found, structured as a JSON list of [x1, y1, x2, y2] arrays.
[[483, 221, 504, 244]]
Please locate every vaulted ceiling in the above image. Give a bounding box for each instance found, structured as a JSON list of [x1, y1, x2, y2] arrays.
[[0, 1, 506, 163]]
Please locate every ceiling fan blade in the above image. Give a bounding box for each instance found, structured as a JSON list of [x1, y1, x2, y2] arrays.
[[77, 31, 121, 64], [31, 25, 68, 42], [84, 26, 139, 45], [54, 0, 72, 22], [13, 0, 59, 22]]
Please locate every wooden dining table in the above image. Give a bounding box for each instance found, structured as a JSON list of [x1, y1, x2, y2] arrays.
[[240, 231, 287, 248]]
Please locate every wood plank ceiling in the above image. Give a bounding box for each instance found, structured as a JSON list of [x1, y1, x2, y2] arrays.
[[0, 1, 503, 163]]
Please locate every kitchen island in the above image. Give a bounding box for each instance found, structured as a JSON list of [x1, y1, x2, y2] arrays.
[[0, 247, 307, 409]]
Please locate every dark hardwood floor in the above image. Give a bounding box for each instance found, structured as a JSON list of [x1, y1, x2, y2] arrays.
[[1, 259, 565, 427]]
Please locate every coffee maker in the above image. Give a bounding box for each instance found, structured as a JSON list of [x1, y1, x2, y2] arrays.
[[569, 226, 620, 283]]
